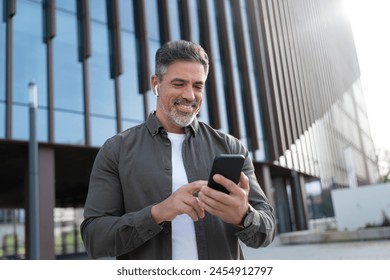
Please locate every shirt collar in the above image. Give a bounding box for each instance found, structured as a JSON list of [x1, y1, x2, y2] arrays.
[[146, 111, 199, 137]]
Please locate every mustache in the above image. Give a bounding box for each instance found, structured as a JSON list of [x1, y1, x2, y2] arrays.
[[173, 98, 199, 108]]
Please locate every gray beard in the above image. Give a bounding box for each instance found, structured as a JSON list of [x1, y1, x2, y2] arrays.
[[159, 101, 197, 128]]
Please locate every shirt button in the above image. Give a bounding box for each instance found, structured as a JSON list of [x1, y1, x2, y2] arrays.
[[163, 228, 170, 234]]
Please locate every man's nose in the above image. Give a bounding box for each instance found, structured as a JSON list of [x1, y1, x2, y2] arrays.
[[181, 86, 195, 101]]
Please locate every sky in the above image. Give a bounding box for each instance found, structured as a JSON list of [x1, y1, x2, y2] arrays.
[[343, 0, 390, 151]]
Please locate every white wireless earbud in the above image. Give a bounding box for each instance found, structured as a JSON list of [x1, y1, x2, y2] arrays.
[[154, 86, 159, 97]]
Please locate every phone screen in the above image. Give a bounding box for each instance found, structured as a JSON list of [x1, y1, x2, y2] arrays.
[[207, 154, 245, 194]]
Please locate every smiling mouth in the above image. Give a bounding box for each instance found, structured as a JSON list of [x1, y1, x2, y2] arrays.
[[176, 103, 195, 113], [174, 100, 198, 113]]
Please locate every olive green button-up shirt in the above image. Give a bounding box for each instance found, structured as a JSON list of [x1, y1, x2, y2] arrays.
[[81, 112, 275, 260]]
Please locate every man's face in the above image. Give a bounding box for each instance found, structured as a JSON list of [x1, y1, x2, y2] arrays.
[[153, 61, 207, 133]]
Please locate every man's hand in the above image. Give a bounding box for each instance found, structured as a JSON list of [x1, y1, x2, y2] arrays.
[[151, 180, 206, 224], [198, 172, 249, 225]]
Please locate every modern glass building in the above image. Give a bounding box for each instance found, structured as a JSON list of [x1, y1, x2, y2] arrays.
[[0, 0, 379, 259]]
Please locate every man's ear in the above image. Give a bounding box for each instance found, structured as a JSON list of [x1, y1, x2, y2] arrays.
[[151, 75, 159, 97]]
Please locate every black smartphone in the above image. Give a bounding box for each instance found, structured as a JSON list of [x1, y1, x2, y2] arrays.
[[207, 154, 245, 194]]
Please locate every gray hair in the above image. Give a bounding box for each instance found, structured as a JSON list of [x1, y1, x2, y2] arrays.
[[154, 40, 209, 80]]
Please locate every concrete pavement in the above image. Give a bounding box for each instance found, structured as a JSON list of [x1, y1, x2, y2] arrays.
[[243, 233, 390, 260]]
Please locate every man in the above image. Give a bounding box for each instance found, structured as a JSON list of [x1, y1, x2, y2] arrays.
[[81, 40, 275, 260]]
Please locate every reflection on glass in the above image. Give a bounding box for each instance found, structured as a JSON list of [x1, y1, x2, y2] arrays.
[[145, 0, 160, 41], [12, 104, 48, 142], [90, 0, 107, 23], [90, 116, 116, 147], [167, 0, 180, 40], [12, 0, 48, 141], [225, 2, 246, 140], [53, 8, 84, 112], [120, 29, 144, 128], [56, 0, 76, 12], [189, 0, 200, 43], [54, 111, 85, 145], [13, 0, 47, 106], [120, 0, 135, 32], [89, 21, 115, 117], [206, 1, 228, 132]]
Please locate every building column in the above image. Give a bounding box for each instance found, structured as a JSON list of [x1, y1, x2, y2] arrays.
[[38, 145, 55, 259], [291, 170, 308, 230], [260, 164, 275, 209]]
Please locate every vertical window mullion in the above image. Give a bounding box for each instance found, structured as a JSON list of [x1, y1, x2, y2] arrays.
[[107, 0, 122, 133], [5, 0, 16, 139], [43, 0, 56, 143]]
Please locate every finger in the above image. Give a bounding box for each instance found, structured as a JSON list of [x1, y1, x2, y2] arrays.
[[181, 196, 205, 221], [183, 180, 208, 195], [212, 174, 239, 194], [238, 172, 250, 191], [199, 185, 228, 209]]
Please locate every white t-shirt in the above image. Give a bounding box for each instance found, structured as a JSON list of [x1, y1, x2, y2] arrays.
[[167, 132, 199, 260]]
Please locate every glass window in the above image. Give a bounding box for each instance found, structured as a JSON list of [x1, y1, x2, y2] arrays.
[[56, 0, 76, 13], [90, 116, 116, 147], [12, 0, 48, 141], [90, 0, 107, 23], [188, 0, 200, 43], [52, 5, 85, 144], [167, 0, 180, 40], [241, 0, 266, 159], [120, 0, 135, 32], [54, 111, 85, 145], [89, 7, 116, 145], [13, 0, 47, 106], [89, 22, 115, 117], [222, 2, 246, 140], [207, 0, 228, 132], [120, 30, 144, 129], [0, 102, 5, 138], [0, 1, 5, 102], [53, 9, 84, 112], [12, 105, 48, 142], [145, 0, 160, 41]]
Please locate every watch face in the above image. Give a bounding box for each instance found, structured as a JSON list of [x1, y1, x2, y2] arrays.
[[243, 211, 254, 227]]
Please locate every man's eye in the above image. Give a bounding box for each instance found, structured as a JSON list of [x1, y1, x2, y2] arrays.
[[173, 84, 184, 87]]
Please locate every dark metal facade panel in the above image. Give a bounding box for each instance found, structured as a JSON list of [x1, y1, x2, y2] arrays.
[[260, 0, 287, 155], [76, 0, 92, 145], [178, 0, 191, 41], [158, 0, 171, 43], [133, 0, 150, 95], [107, 0, 123, 133], [246, 0, 276, 160], [76, 0, 91, 61], [107, 0, 123, 79]]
